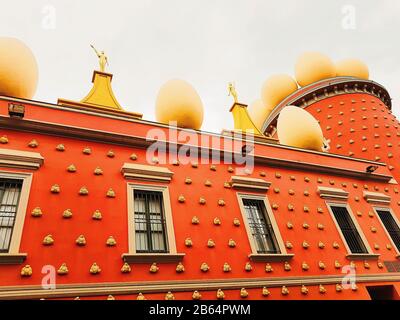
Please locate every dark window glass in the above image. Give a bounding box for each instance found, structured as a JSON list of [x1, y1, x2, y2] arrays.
[[0, 179, 22, 253], [242, 198, 280, 254], [330, 205, 368, 254], [134, 190, 168, 253], [376, 208, 400, 251]]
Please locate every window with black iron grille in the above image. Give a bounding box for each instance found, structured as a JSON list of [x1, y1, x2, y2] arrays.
[[133, 190, 168, 253], [242, 198, 280, 254], [330, 205, 368, 254], [0, 178, 23, 253], [376, 208, 400, 252]]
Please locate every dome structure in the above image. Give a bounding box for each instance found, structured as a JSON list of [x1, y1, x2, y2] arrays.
[[295, 52, 336, 87], [0, 37, 38, 99], [261, 74, 298, 109], [155, 79, 204, 130], [277, 106, 324, 151], [335, 59, 369, 79], [247, 99, 271, 131]]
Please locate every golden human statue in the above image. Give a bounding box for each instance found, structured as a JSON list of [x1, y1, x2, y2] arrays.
[[228, 82, 238, 103], [90, 44, 108, 72]]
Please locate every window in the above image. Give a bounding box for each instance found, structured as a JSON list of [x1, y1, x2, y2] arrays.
[[375, 208, 400, 252], [122, 183, 184, 263], [134, 190, 168, 253], [329, 204, 368, 254], [237, 193, 293, 262], [242, 198, 280, 254], [0, 178, 23, 253]]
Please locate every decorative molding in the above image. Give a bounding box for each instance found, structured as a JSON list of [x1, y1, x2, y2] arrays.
[[230, 176, 271, 191], [0, 273, 400, 299], [363, 191, 391, 205], [346, 253, 380, 261], [122, 253, 185, 264], [248, 253, 294, 262], [0, 148, 43, 170], [318, 186, 349, 200], [121, 163, 173, 182], [0, 253, 27, 265]]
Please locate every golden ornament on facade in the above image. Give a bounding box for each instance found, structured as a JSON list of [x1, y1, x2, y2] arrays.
[[356, 211, 362, 217], [121, 262, 131, 273], [317, 223, 324, 230], [317, 207, 323, 213], [94, 167, 103, 175], [107, 295, 115, 300], [191, 216, 200, 225], [335, 284, 343, 292], [287, 222, 294, 229], [302, 222, 310, 230], [192, 291, 202, 300], [272, 203, 279, 210], [43, 234, 54, 246], [152, 156, 159, 164], [332, 241, 340, 249], [387, 244, 393, 250], [56, 144, 65, 151], [79, 186, 89, 195], [228, 239, 236, 247], [83, 147, 92, 155], [107, 150, 115, 158], [302, 241, 310, 249], [303, 206, 309, 213], [21, 265, 33, 277], [204, 180, 212, 187], [176, 262, 185, 273], [218, 199, 225, 206], [284, 261, 291, 271], [318, 241, 325, 249], [185, 177, 192, 184], [178, 195, 186, 203], [31, 207, 43, 217], [57, 263, 68, 275], [191, 162, 198, 168], [223, 262, 232, 272], [302, 262, 309, 271], [370, 226, 377, 233], [368, 211, 374, 218], [106, 188, 116, 198], [0, 136, 8, 144], [130, 153, 137, 160], [350, 261, 356, 269], [62, 208, 73, 219], [165, 292, 174, 300], [28, 139, 38, 148], [244, 262, 252, 272], [200, 262, 210, 272], [89, 263, 101, 274], [273, 187, 280, 194], [281, 286, 289, 296], [377, 261, 384, 269], [334, 260, 341, 269], [374, 243, 380, 250], [149, 263, 159, 273], [67, 164, 76, 172], [223, 182, 231, 188], [305, 177, 311, 182], [213, 217, 221, 226], [262, 287, 270, 296], [364, 261, 370, 269], [318, 261, 326, 270], [265, 264, 273, 273], [216, 289, 225, 299], [288, 204, 294, 211], [240, 288, 248, 298], [51, 184, 60, 193], [106, 236, 116, 246], [92, 210, 102, 220], [301, 285, 309, 295], [185, 237, 193, 247], [209, 164, 216, 171], [198, 197, 206, 204], [207, 239, 215, 248], [288, 189, 295, 195], [233, 218, 240, 226], [319, 284, 326, 294], [76, 235, 86, 246], [137, 293, 146, 300], [260, 171, 266, 177], [286, 241, 293, 249]]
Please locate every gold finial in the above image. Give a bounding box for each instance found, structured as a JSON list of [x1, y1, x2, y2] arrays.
[[228, 82, 238, 103], [90, 44, 109, 72]]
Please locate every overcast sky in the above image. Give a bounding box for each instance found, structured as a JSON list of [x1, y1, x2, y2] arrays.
[[2, 0, 400, 132]]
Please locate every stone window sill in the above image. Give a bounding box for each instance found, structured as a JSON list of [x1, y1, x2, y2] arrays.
[[248, 253, 294, 262], [346, 253, 380, 261], [122, 253, 185, 264], [0, 253, 27, 265]]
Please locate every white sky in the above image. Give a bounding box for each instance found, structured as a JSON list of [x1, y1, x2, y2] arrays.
[[1, 0, 400, 132]]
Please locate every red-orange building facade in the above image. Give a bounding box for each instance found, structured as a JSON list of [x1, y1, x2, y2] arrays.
[[1, 74, 400, 300]]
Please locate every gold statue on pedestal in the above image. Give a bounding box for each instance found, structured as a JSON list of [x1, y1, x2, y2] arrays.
[[228, 82, 238, 103], [90, 44, 108, 72]]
